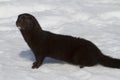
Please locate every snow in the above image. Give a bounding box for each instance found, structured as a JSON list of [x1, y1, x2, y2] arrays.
[[0, 0, 120, 80]]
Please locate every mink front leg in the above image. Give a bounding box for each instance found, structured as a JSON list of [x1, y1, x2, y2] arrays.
[[32, 51, 45, 69]]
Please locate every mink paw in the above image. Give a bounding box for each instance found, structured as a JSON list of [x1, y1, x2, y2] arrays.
[[80, 65, 85, 68], [32, 62, 40, 69]]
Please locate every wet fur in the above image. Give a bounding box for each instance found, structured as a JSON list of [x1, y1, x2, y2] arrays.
[[16, 13, 120, 69]]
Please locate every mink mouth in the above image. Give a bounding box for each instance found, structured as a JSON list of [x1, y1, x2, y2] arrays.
[[16, 23, 22, 30], [17, 25, 24, 30], [16, 19, 24, 30], [17, 26, 22, 30]]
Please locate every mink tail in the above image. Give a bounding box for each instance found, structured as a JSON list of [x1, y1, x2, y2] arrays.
[[99, 54, 120, 68]]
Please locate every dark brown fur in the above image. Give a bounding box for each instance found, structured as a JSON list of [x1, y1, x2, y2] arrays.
[[16, 13, 120, 69]]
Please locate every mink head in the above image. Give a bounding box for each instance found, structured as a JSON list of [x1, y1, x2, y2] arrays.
[[16, 13, 41, 31]]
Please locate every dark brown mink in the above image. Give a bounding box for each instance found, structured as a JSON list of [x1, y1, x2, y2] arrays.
[[16, 13, 120, 69]]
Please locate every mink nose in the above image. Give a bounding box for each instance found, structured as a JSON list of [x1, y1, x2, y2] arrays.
[[16, 18, 19, 27]]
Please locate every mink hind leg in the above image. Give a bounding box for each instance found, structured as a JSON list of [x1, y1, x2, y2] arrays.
[[72, 50, 98, 68]]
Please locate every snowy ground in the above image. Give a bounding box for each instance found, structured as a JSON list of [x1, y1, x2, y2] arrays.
[[1, 0, 120, 80]]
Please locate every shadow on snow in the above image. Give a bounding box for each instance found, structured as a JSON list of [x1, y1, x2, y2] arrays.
[[19, 50, 64, 64]]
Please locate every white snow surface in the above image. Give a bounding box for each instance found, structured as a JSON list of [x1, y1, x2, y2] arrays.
[[1, 0, 120, 80]]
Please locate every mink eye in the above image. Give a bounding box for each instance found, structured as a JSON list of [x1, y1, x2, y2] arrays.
[[18, 15, 25, 21]]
